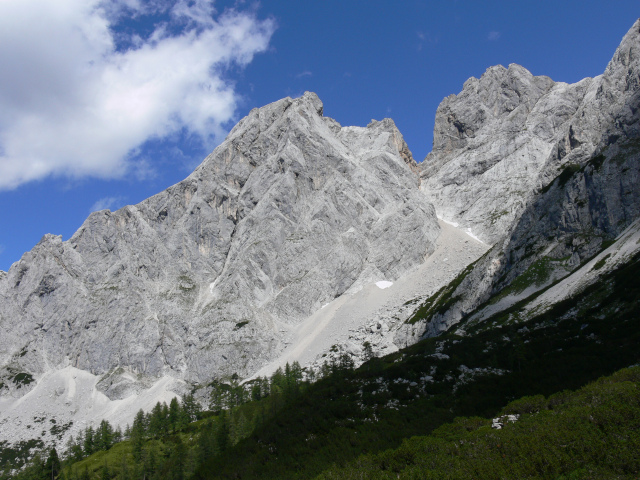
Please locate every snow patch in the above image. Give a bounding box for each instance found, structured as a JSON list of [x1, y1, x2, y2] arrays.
[[465, 228, 488, 245], [375, 281, 393, 289], [437, 215, 459, 228]]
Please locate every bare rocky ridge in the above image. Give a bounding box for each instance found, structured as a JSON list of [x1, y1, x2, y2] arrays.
[[420, 17, 640, 244], [0, 92, 439, 399], [416, 19, 640, 337]]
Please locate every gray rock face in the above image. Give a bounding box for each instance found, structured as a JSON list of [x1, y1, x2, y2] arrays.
[[419, 19, 640, 335], [0, 92, 439, 393], [419, 50, 627, 243]]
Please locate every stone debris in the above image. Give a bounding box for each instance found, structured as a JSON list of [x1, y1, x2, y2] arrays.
[[492, 414, 520, 429]]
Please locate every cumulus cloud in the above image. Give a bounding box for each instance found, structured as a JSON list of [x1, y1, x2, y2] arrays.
[[90, 196, 128, 213], [0, 0, 275, 190], [488, 31, 501, 41]]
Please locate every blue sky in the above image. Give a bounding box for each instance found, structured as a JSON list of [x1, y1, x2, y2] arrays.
[[0, 0, 638, 271]]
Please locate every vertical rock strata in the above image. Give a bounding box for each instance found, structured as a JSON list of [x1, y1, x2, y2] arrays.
[[0, 92, 439, 391]]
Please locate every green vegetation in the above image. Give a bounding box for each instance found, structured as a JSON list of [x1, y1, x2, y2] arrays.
[[317, 366, 640, 479], [406, 258, 479, 325], [9, 372, 34, 388], [593, 253, 611, 271]]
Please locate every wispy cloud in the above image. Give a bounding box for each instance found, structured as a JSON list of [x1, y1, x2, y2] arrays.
[[295, 70, 312, 79], [0, 0, 276, 191], [90, 196, 127, 213], [488, 31, 501, 41], [416, 31, 439, 51]]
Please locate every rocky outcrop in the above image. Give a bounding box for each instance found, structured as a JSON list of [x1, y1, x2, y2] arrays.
[[0, 92, 439, 393], [418, 19, 640, 335], [420, 17, 640, 244]]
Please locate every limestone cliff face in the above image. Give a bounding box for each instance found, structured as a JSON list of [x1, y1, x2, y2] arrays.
[[419, 19, 640, 335], [0, 92, 439, 394], [421, 20, 640, 245]]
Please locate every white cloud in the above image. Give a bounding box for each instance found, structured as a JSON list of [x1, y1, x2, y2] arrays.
[[295, 71, 312, 79], [0, 0, 275, 190], [488, 31, 501, 41], [90, 196, 128, 213]]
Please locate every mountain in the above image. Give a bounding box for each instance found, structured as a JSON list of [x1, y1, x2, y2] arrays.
[[421, 20, 640, 246], [0, 92, 438, 400], [412, 18, 640, 337], [1, 17, 640, 477]]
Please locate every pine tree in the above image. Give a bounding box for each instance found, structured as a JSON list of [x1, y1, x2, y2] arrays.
[[148, 402, 165, 438], [118, 454, 129, 480], [161, 402, 170, 435], [100, 459, 111, 480], [182, 394, 201, 422], [166, 436, 186, 480], [80, 466, 90, 480], [113, 425, 123, 444], [250, 381, 262, 401], [83, 426, 95, 456], [214, 411, 229, 455], [65, 434, 83, 463], [270, 367, 286, 395], [230, 410, 252, 446], [96, 419, 114, 451], [131, 409, 146, 461], [142, 446, 158, 479], [260, 376, 271, 398], [169, 397, 181, 432], [44, 447, 61, 479], [196, 420, 215, 466], [209, 382, 226, 412], [362, 341, 374, 362]]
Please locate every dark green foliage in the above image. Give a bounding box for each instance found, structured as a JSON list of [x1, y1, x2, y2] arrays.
[[44, 448, 61, 479], [182, 394, 201, 423], [188, 250, 640, 479], [593, 253, 611, 270], [406, 259, 479, 324], [130, 410, 146, 461], [96, 420, 114, 452], [9, 246, 640, 480], [169, 398, 181, 433], [83, 427, 95, 457], [9, 372, 34, 388], [316, 367, 640, 479]]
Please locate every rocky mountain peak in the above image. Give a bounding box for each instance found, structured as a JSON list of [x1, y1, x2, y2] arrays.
[[0, 92, 439, 395], [419, 20, 640, 247]]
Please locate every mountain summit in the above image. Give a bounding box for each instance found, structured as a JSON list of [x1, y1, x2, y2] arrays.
[[0, 92, 438, 397], [421, 19, 640, 244]]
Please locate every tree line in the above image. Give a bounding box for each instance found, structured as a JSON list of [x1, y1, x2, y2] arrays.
[[5, 355, 360, 480]]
